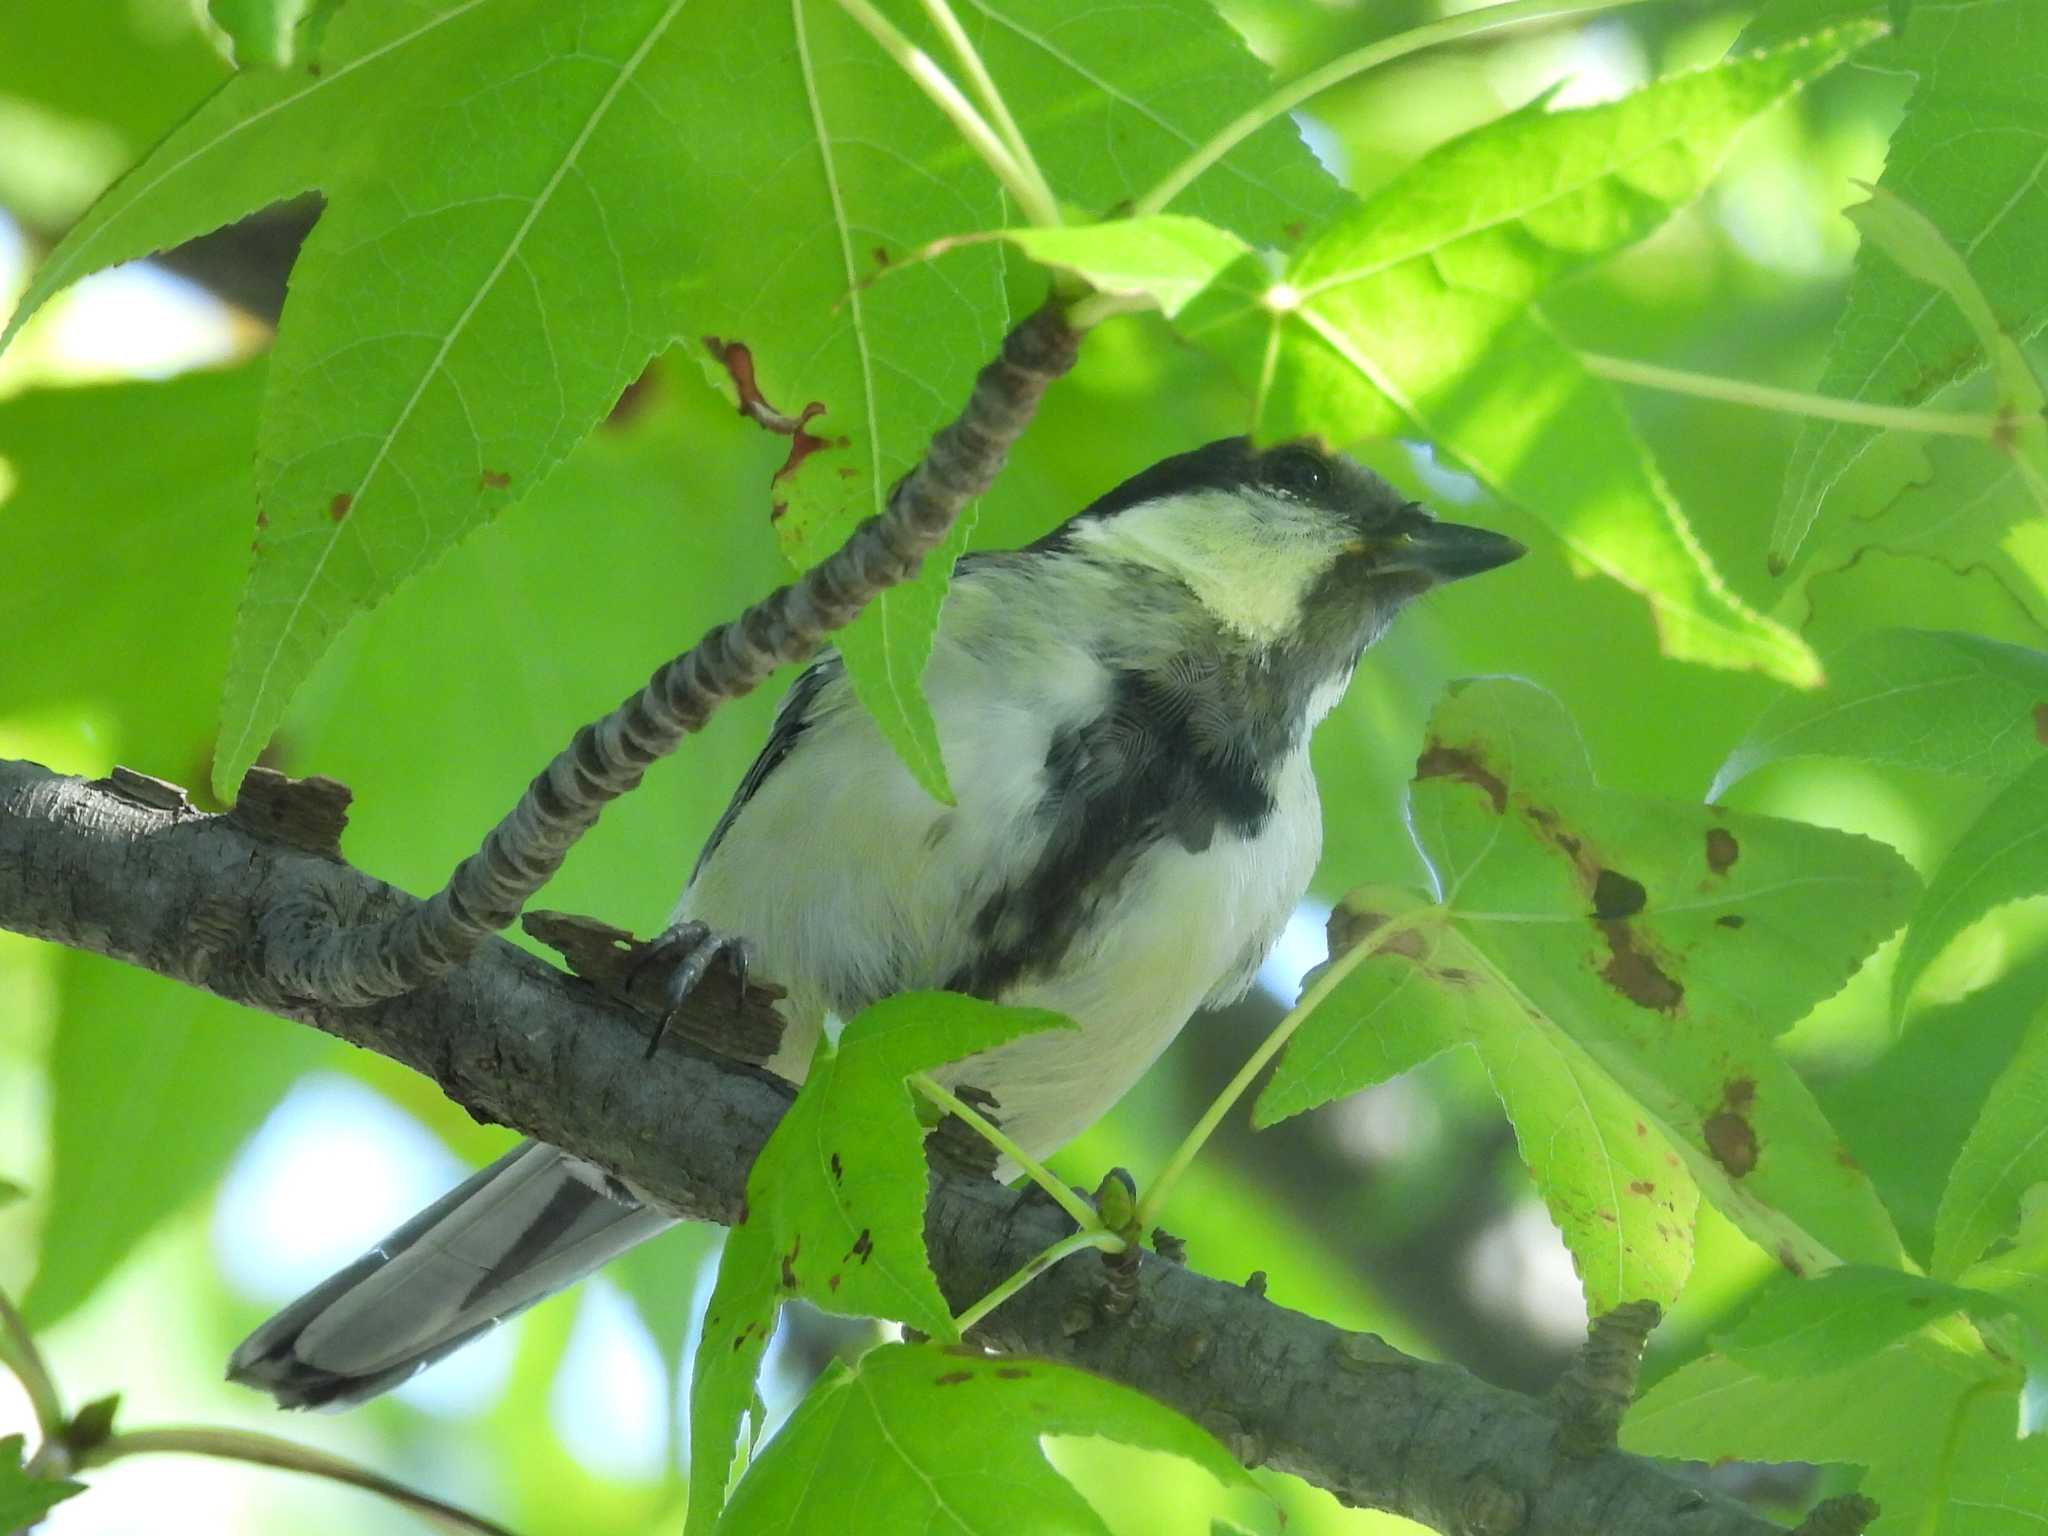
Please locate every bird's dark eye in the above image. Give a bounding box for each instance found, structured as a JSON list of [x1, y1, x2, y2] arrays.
[[1263, 445, 1329, 500]]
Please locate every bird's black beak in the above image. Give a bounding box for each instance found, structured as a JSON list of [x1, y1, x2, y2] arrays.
[[1385, 521, 1525, 582]]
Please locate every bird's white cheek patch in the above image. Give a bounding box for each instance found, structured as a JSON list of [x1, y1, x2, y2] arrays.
[[1071, 492, 1333, 646]]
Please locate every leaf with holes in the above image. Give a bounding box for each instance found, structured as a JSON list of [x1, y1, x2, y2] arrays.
[[1267, 679, 1914, 1286], [1177, 27, 1880, 686], [685, 992, 1068, 1535], [1713, 629, 2048, 797], [5, 0, 1342, 802], [715, 1343, 1277, 1536]]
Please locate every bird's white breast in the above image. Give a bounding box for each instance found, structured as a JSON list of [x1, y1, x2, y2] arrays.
[[676, 573, 1324, 1162]]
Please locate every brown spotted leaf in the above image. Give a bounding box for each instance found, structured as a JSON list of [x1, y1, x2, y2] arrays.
[[1259, 889, 1700, 1311], [685, 992, 1068, 1535], [1265, 678, 1916, 1292]]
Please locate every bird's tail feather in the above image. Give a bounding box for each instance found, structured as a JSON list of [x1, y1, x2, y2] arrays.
[[228, 1140, 672, 1409]]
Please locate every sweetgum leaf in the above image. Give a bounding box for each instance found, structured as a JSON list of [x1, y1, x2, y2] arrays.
[[685, 993, 1068, 1534], [1713, 628, 2048, 796], [1257, 890, 1700, 1312], [1936, 1002, 2048, 1279], [1715, 1265, 1997, 1377], [1177, 28, 1879, 686], [4, 0, 1341, 804], [1773, 0, 2048, 569], [715, 1343, 1276, 1536], [1894, 758, 2048, 1019], [989, 218, 1251, 318], [1266, 679, 1913, 1291]]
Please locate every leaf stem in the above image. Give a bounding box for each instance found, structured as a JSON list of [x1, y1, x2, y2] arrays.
[[1582, 351, 2001, 439], [834, 0, 1062, 227], [1135, 910, 1429, 1232], [0, 1284, 64, 1442], [80, 1427, 520, 1536], [1135, 0, 1653, 217], [910, 1072, 1105, 1235], [953, 1228, 1126, 1334], [915, 0, 1061, 223]]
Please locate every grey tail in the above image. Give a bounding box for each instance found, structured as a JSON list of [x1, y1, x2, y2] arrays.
[[228, 1140, 673, 1409]]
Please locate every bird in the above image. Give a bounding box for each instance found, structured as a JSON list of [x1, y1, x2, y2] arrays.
[[228, 435, 1523, 1408]]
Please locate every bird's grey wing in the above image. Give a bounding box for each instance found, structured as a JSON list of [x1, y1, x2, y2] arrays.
[[689, 650, 844, 884]]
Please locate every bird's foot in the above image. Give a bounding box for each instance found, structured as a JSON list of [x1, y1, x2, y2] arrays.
[[631, 919, 756, 1060]]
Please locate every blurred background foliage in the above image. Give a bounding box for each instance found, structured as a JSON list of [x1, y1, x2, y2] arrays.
[[0, 0, 2016, 1531]]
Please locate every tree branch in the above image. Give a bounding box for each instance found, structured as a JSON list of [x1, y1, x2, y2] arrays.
[[0, 758, 1796, 1536], [271, 300, 1077, 1008]]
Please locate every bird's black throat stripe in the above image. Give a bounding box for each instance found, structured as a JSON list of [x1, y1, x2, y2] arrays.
[[944, 663, 1278, 1000]]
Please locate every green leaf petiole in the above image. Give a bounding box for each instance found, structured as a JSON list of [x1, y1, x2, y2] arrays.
[[952, 1228, 1127, 1335], [1582, 351, 2001, 440], [1136, 0, 1657, 218], [910, 1071, 1108, 1237], [1135, 909, 1431, 1233]]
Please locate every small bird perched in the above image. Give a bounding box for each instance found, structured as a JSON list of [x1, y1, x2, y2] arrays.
[[230, 436, 1522, 1407]]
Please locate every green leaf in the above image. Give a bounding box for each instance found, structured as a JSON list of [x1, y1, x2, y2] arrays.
[[1713, 628, 2048, 796], [1774, 0, 2048, 569], [715, 1343, 1276, 1536], [1257, 892, 1701, 1313], [989, 217, 1252, 318], [686, 1218, 778, 1536], [207, 0, 308, 67], [767, 992, 1067, 1336], [1268, 679, 1912, 1287], [1895, 758, 2048, 1018], [1955, 1199, 2048, 1435], [25, 953, 324, 1328], [1178, 28, 1880, 687], [1627, 1337, 2036, 1531], [1715, 1265, 1992, 1377], [0, 1179, 24, 1211], [737, 0, 1344, 801], [0, 1436, 84, 1531], [0, 366, 263, 781], [1845, 184, 2048, 513], [685, 993, 1069, 1535], [5, 0, 1340, 803], [1936, 1003, 2048, 1279]]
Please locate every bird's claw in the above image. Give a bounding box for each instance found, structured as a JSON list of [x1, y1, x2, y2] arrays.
[[633, 920, 755, 1059]]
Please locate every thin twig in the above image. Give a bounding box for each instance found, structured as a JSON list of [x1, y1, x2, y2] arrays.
[[81, 1427, 518, 1536], [1136, 0, 1654, 218], [265, 300, 1078, 1006], [0, 1284, 64, 1443], [836, 0, 1061, 226], [913, 0, 1061, 223]]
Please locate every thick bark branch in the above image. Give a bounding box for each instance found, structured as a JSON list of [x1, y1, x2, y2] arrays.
[[0, 758, 1793, 1536]]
